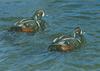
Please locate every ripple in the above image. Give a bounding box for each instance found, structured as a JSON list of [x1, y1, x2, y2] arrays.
[[0, 0, 100, 71], [68, 15, 92, 20], [0, 17, 23, 22], [80, 11, 98, 15]]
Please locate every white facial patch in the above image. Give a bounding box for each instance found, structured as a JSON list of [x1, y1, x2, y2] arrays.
[[42, 11, 45, 17], [80, 30, 83, 35]]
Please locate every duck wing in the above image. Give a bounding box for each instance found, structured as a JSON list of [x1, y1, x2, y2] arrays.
[[15, 19, 37, 28]]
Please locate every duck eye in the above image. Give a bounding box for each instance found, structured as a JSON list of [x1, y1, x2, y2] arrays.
[[37, 13, 40, 16], [76, 31, 79, 34], [37, 12, 43, 16]]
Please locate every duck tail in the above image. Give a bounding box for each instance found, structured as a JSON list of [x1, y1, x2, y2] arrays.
[[8, 26, 22, 32], [0, 26, 22, 32]]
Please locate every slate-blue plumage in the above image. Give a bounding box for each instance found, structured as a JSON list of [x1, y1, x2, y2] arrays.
[[48, 27, 86, 52], [9, 9, 47, 32]]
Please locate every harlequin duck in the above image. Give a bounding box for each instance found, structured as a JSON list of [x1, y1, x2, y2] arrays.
[[48, 27, 86, 52], [8, 9, 47, 33]]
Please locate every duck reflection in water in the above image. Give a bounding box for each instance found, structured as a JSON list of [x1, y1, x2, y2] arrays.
[[48, 27, 86, 52]]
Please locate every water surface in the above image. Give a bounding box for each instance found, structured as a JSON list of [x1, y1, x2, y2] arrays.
[[0, 0, 100, 71]]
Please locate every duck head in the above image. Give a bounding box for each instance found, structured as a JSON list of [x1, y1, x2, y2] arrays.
[[74, 27, 83, 38], [32, 9, 45, 20]]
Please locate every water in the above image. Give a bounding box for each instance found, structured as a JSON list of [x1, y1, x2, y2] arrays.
[[0, 0, 100, 71]]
